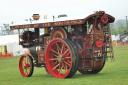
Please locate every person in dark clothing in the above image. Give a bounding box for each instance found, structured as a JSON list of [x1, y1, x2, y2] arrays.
[[71, 24, 87, 51]]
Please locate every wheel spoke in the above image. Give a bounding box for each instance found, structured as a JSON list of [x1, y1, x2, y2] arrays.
[[65, 63, 67, 72], [49, 58, 57, 61], [64, 45, 65, 53], [62, 63, 66, 72], [23, 58, 26, 63], [53, 63, 60, 70], [25, 69, 28, 75], [27, 64, 31, 67], [67, 52, 70, 56], [55, 42, 61, 53], [50, 49, 59, 54], [63, 49, 69, 55], [65, 57, 71, 59], [53, 54, 58, 58], [27, 69, 29, 75], [67, 60, 71, 64], [64, 61, 70, 66], [28, 67, 31, 69], [61, 43, 64, 54], [54, 60, 58, 65], [59, 63, 61, 71], [59, 64, 64, 75], [28, 68, 30, 73], [27, 58, 30, 64], [57, 47, 59, 54], [22, 62, 24, 66], [25, 57, 27, 63]]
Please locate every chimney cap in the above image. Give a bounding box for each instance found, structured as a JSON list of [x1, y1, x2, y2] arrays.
[[32, 14, 40, 20]]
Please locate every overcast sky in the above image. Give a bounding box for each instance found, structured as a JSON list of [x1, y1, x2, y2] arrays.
[[0, 0, 128, 26]]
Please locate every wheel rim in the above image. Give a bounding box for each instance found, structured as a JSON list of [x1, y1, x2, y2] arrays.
[[44, 65, 50, 74], [46, 39, 72, 78], [19, 55, 33, 77]]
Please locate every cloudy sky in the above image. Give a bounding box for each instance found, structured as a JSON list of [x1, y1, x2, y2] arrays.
[[0, 0, 128, 26]]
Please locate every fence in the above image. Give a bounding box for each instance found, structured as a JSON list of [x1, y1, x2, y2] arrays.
[[0, 52, 13, 57], [0, 50, 30, 58], [117, 42, 128, 46], [112, 41, 128, 46]]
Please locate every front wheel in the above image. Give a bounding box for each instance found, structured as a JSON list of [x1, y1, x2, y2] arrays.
[[19, 55, 34, 77], [45, 38, 79, 78]]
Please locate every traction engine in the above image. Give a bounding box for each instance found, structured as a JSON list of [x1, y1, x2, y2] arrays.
[[10, 11, 115, 78]]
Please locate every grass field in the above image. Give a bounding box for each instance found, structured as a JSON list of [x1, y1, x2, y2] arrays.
[[0, 45, 128, 85]]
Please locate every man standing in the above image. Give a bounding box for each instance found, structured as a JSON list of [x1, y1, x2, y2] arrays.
[[72, 24, 87, 51]]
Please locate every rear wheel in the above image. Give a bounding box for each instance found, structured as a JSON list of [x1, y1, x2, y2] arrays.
[[19, 55, 34, 77], [45, 38, 79, 78], [78, 61, 105, 74]]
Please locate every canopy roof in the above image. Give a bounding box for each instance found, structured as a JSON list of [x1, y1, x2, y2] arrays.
[[10, 11, 115, 30]]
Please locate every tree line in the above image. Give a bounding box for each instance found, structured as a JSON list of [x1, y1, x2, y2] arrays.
[[110, 19, 127, 35]]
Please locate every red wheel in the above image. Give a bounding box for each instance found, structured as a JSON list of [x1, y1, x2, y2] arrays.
[[44, 65, 50, 74], [45, 38, 78, 78], [19, 55, 34, 77]]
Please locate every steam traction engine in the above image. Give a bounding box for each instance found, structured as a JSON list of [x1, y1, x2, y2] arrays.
[[10, 11, 115, 78]]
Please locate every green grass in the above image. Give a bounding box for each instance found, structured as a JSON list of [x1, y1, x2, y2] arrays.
[[0, 45, 128, 85]]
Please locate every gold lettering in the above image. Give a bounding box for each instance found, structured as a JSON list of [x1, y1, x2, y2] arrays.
[[71, 21, 73, 24], [25, 25, 29, 28], [74, 21, 77, 24], [54, 22, 63, 26], [58, 22, 60, 25], [42, 24, 45, 27], [60, 22, 63, 25], [64, 21, 70, 25], [64, 21, 67, 25], [71, 20, 83, 25], [45, 24, 48, 27], [15, 26, 19, 29], [34, 24, 39, 28], [54, 23, 58, 26], [67, 21, 70, 25], [20, 26, 22, 28], [78, 20, 83, 24], [71, 20, 77, 24], [48, 23, 50, 26]]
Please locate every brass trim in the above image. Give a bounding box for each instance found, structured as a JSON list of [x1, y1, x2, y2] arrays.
[[36, 46, 38, 54], [18, 29, 20, 45], [44, 28, 49, 34], [87, 21, 89, 34]]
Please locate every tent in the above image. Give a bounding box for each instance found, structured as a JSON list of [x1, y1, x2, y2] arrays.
[[0, 34, 18, 46]]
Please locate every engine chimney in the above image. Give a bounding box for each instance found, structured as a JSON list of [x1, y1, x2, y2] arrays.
[[33, 14, 40, 44], [32, 14, 40, 20]]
